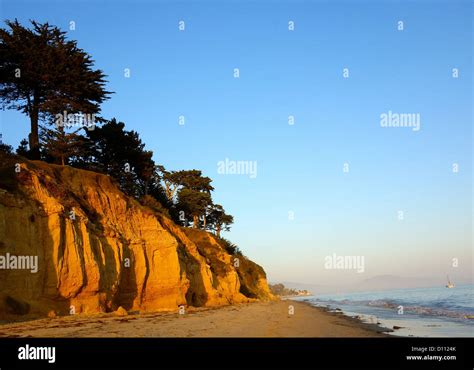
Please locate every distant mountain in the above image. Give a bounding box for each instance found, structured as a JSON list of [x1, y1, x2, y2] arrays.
[[277, 274, 472, 295], [353, 275, 439, 292]]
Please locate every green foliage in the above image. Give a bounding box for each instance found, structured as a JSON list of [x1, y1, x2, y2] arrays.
[[206, 204, 234, 237], [158, 167, 214, 202], [145, 167, 172, 209], [83, 118, 155, 197], [16, 139, 29, 157], [171, 170, 214, 193], [177, 188, 212, 227], [0, 142, 13, 155], [0, 149, 19, 191], [40, 126, 86, 165], [158, 167, 216, 228]]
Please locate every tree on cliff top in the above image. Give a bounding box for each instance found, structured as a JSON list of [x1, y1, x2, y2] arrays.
[[207, 204, 234, 238], [0, 19, 111, 158], [172, 170, 215, 227], [40, 126, 86, 166], [177, 188, 212, 228], [158, 167, 214, 202], [16, 138, 29, 157], [84, 118, 155, 197]]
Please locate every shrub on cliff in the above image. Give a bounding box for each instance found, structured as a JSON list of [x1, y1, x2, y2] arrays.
[[0, 149, 19, 191], [218, 237, 242, 256], [140, 194, 171, 218], [0, 142, 13, 156]]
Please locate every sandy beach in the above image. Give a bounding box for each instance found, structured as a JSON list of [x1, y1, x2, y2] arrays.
[[0, 300, 389, 338]]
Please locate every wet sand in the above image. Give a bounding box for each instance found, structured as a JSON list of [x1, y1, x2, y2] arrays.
[[0, 300, 390, 337]]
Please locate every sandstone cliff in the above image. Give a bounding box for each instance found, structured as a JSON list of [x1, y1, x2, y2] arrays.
[[0, 159, 273, 321]]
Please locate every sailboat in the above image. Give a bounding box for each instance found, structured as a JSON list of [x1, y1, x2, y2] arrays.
[[446, 275, 455, 289]]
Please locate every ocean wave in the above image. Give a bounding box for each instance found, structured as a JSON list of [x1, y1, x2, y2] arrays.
[[311, 298, 474, 321]]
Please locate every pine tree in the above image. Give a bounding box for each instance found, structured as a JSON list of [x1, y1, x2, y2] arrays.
[[177, 188, 212, 228], [85, 118, 155, 197], [207, 204, 234, 238], [16, 139, 29, 157], [40, 126, 86, 165], [0, 19, 111, 158]]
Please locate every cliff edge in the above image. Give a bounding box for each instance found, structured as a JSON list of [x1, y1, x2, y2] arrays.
[[0, 159, 274, 321]]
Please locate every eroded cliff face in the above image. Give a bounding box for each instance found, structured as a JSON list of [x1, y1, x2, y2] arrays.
[[0, 159, 273, 321]]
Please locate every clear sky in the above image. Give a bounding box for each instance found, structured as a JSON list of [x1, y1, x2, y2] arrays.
[[0, 0, 472, 288]]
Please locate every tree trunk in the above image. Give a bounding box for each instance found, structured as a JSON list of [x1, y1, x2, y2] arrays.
[[216, 224, 221, 238], [144, 179, 149, 196], [202, 215, 206, 229], [29, 108, 40, 159], [28, 92, 40, 159], [193, 215, 199, 228]]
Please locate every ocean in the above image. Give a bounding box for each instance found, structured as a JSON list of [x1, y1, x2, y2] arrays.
[[292, 284, 474, 337]]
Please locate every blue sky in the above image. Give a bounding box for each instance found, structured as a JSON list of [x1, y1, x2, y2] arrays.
[[0, 0, 472, 287]]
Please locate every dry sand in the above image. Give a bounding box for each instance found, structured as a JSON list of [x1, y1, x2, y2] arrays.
[[0, 300, 390, 337]]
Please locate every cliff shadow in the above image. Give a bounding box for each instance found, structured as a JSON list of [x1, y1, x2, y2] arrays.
[[177, 244, 209, 307], [114, 236, 138, 311]]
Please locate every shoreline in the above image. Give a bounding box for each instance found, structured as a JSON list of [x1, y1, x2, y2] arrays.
[[291, 290, 474, 338], [291, 299, 393, 336], [0, 300, 391, 338]]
